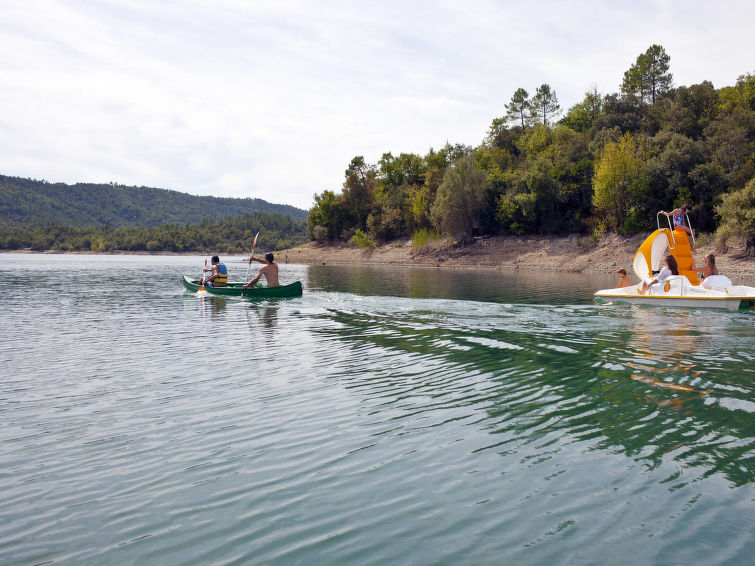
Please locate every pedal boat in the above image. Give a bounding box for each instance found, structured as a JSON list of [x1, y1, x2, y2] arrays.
[[594, 213, 755, 310], [594, 276, 755, 310]]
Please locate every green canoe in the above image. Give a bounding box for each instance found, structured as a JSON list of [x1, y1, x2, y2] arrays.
[[182, 276, 302, 298]]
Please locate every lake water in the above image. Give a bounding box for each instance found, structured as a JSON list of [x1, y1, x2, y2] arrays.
[[1, 254, 754, 565]]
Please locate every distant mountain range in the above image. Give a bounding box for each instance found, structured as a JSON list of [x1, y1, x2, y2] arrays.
[[0, 175, 309, 228]]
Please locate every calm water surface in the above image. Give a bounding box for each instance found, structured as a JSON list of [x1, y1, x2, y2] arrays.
[[1, 254, 753, 565]]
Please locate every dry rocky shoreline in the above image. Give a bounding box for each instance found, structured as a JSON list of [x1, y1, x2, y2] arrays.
[[7, 234, 753, 279], [278, 234, 755, 279]]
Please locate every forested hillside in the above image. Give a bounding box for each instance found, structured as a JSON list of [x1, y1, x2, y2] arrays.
[[0, 176, 309, 252], [307, 45, 755, 255], [0, 212, 307, 253], [0, 176, 308, 227]]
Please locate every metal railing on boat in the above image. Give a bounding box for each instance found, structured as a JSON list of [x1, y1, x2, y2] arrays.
[[656, 210, 696, 249]]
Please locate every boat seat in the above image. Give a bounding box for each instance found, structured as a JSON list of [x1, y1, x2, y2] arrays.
[[701, 275, 732, 289]]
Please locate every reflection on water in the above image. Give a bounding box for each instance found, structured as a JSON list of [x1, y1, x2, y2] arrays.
[[245, 303, 280, 354], [306, 264, 614, 304], [197, 295, 229, 318], [0, 254, 753, 565], [252, 304, 280, 329], [311, 298, 755, 491]]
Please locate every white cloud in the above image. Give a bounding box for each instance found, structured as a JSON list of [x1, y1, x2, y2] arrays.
[[0, 0, 753, 209]]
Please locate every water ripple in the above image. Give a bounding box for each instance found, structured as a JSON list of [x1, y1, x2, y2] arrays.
[[0, 256, 753, 565]]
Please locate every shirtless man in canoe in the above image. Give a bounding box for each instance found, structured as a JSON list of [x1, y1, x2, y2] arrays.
[[243, 252, 279, 289]]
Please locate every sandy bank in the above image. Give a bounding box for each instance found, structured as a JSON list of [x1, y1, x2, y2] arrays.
[[278, 234, 755, 279]]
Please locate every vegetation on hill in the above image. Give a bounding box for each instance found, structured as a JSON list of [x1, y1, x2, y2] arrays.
[[307, 45, 755, 255], [0, 175, 308, 228], [0, 175, 309, 253], [0, 212, 307, 253]]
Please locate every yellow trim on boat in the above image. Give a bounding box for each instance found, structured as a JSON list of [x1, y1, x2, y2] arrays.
[[595, 293, 747, 301]]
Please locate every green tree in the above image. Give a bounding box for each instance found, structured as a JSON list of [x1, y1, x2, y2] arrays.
[[656, 81, 717, 139], [704, 111, 755, 186], [524, 157, 561, 233], [595, 94, 643, 133], [370, 152, 426, 241], [485, 117, 519, 155], [621, 44, 673, 105], [717, 73, 755, 113], [648, 131, 706, 200], [495, 193, 518, 233], [307, 190, 346, 241], [592, 132, 650, 231], [505, 88, 531, 129], [430, 156, 490, 242], [379, 152, 425, 188], [408, 184, 433, 229], [516, 123, 552, 158], [561, 87, 603, 132], [688, 163, 728, 232], [715, 178, 755, 256], [341, 156, 377, 234], [530, 84, 561, 126]]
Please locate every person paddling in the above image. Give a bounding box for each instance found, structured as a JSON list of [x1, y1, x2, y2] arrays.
[[200, 256, 228, 287], [243, 252, 279, 289]]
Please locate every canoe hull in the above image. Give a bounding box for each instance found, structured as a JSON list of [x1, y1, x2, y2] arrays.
[[182, 276, 302, 298]]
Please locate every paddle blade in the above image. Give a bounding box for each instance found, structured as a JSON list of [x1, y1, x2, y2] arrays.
[[199, 258, 207, 292], [252, 232, 259, 255]]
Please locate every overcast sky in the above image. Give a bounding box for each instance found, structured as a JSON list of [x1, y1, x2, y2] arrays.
[[1, 0, 753, 210]]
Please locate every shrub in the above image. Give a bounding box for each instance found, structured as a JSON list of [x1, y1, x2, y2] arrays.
[[715, 178, 755, 256], [412, 228, 441, 248], [311, 225, 328, 242], [349, 229, 375, 248]]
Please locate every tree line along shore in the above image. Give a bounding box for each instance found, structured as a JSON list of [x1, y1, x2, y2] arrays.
[[1, 45, 753, 260], [306, 45, 754, 258], [0, 212, 308, 254]]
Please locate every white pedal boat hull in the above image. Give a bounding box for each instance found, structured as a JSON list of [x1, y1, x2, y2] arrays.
[[594, 278, 755, 310]]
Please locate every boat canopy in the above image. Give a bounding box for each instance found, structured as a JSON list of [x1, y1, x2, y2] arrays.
[[632, 229, 670, 280]]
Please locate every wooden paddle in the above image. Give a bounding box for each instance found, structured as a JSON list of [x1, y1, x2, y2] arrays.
[[198, 258, 207, 292], [244, 231, 260, 285]]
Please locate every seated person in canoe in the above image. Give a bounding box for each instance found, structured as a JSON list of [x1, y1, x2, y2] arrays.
[[200, 256, 228, 287], [243, 252, 279, 289]]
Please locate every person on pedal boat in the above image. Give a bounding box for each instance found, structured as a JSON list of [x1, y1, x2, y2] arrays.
[[616, 268, 632, 288], [660, 205, 695, 251], [200, 256, 228, 287], [243, 252, 279, 289], [692, 254, 717, 280], [641, 255, 678, 294], [692, 254, 732, 289]]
